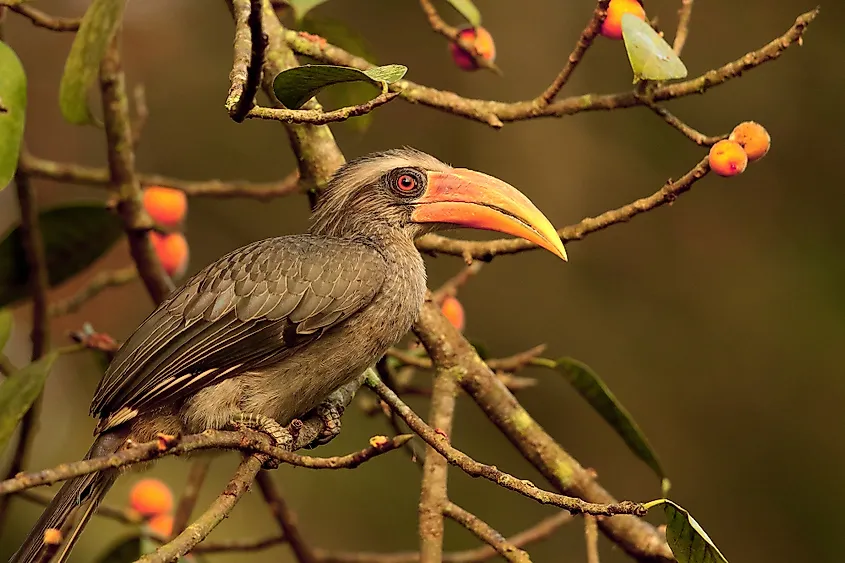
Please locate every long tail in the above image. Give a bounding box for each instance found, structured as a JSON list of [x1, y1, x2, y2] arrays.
[[9, 430, 127, 563]]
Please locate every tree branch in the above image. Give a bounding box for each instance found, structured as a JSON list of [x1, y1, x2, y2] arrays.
[[226, 0, 264, 122], [364, 372, 644, 518], [535, 0, 609, 106], [0, 430, 412, 496], [672, 0, 694, 55], [99, 33, 174, 304], [283, 8, 817, 128], [415, 155, 710, 260], [171, 458, 211, 538], [417, 0, 500, 74], [316, 511, 571, 563], [585, 515, 600, 563], [21, 153, 302, 200], [48, 265, 139, 317], [443, 503, 530, 563], [7, 4, 79, 31], [413, 301, 674, 562], [0, 168, 52, 531], [257, 472, 317, 563], [419, 365, 459, 561], [640, 101, 723, 146], [246, 91, 400, 124], [138, 454, 265, 563]]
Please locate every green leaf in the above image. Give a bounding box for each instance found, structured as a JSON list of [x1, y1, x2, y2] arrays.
[[621, 14, 687, 83], [0, 203, 124, 308], [300, 16, 378, 132], [272, 64, 407, 109], [0, 351, 59, 452], [288, 0, 330, 21], [644, 499, 729, 563], [0, 309, 12, 352], [445, 0, 482, 27], [0, 41, 26, 190], [59, 0, 128, 125], [541, 357, 666, 482]]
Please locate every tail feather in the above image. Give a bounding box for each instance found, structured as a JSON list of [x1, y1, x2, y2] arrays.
[[9, 431, 126, 563]]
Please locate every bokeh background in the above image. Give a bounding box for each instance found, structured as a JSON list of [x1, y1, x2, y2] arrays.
[[0, 1, 842, 561]]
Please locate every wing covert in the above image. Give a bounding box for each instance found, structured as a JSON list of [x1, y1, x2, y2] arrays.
[[90, 235, 386, 429]]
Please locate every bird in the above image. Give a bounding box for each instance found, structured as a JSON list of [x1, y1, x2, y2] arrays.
[[11, 147, 566, 563]]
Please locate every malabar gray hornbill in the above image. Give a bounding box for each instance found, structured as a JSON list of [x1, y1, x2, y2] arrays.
[[12, 148, 566, 563]]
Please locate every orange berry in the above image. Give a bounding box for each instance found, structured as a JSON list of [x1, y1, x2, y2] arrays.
[[449, 26, 496, 71], [129, 478, 174, 518], [708, 140, 748, 177], [601, 0, 646, 40], [43, 528, 63, 545], [150, 232, 189, 279], [143, 186, 188, 228], [729, 121, 771, 162], [148, 514, 174, 537], [441, 295, 465, 332]]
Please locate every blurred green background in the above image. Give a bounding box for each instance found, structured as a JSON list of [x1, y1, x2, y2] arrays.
[[0, 1, 841, 561]]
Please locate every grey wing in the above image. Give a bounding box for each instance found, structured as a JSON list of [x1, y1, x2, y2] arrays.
[[90, 235, 386, 432]]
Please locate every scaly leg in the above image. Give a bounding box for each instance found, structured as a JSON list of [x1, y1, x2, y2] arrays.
[[304, 389, 347, 449]]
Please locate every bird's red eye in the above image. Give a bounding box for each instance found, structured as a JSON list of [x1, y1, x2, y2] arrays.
[[397, 174, 417, 192]]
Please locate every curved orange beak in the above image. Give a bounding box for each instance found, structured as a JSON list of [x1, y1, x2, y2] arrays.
[[411, 169, 567, 261]]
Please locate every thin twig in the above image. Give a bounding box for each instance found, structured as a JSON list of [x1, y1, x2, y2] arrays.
[[364, 372, 644, 518], [315, 511, 571, 563], [443, 503, 530, 563], [419, 365, 459, 561], [0, 168, 52, 532], [131, 84, 149, 148], [413, 302, 674, 562], [48, 266, 139, 317], [171, 458, 212, 538], [431, 262, 483, 303], [417, 0, 500, 74], [641, 100, 723, 146], [139, 454, 265, 563], [257, 472, 317, 563], [8, 4, 80, 31], [536, 0, 610, 106], [17, 490, 141, 525], [21, 153, 303, 200], [673, 0, 694, 55], [193, 535, 287, 553], [247, 91, 400, 124], [415, 155, 711, 260], [0, 430, 412, 495], [585, 515, 600, 563], [282, 8, 817, 128], [99, 32, 174, 304]]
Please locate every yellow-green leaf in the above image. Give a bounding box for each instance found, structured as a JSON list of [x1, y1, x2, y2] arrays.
[[445, 0, 481, 27], [621, 14, 687, 83], [288, 0, 330, 21], [59, 0, 128, 125], [644, 499, 729, 563], [0, 309, 12, 352], [300, 16, 378, 132], [0, 203, 124, 308], [272, 64, 407, 110], [540, 357, 666, 483], [0, 351, 59, 452], [0, 40, 26, 190]]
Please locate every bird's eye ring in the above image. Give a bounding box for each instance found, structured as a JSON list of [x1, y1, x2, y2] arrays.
[[387, 168, 426, 198], [397, 174, 417, 192]]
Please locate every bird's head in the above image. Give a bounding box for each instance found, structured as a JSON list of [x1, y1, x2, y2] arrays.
[[309, 148, 567, 260]]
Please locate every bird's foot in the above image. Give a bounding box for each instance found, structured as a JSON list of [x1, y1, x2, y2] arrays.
[[229, 412, 293, 469], [303, 393, 347, 449]]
